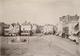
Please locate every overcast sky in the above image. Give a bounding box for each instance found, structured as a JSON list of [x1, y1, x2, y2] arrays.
[[0, 0, 80, 25]]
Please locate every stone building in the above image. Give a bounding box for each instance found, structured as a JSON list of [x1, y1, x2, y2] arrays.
[[57, 14, 79, 38], [20, 21, 32, 36], [3, 24, 10, 36], [42, 24, 55, 35]]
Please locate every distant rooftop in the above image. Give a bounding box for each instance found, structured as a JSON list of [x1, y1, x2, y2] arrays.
[[59, 14, 79, 24]]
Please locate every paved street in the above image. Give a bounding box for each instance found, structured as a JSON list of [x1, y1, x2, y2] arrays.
[[0, 35, 80, 56]]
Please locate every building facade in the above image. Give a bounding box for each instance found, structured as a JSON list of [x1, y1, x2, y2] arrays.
[[58, 14, 79, 38], [21, 21, 32, 36]]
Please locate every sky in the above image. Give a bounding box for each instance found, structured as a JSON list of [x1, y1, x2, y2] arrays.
[[0, 0, 80, 25]]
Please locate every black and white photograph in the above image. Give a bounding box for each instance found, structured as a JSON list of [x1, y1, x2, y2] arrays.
[[0, 0, 80, 56]]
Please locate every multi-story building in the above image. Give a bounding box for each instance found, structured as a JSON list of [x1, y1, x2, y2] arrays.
[[3, 24, 10, 36], [57, 14, 79, 38], [20, 21, 32, 36], [42, 24, 55, 35]]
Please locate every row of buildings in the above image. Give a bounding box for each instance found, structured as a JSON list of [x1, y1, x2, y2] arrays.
[[0, 14, 80, 39], [0, 21, 56, 36]]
